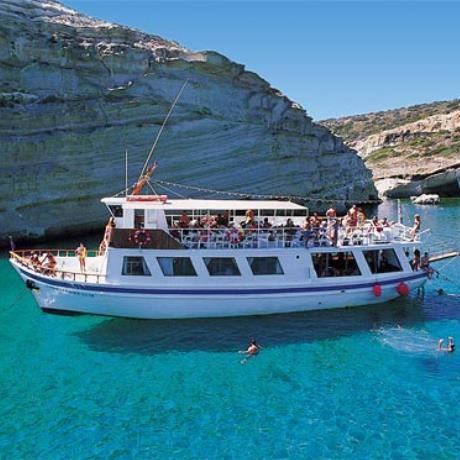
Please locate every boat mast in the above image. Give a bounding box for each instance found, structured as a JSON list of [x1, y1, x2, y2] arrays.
[[125, 149, 128, 198], [132, 79, 189, 195]]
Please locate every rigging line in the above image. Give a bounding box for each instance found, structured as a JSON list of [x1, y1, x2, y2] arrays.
[[436, 254, 459, 274], [155, 179, 382, 204], [138, 78, 189, 181], [153, 181, 187, 199], [146, 180, 157, 195]]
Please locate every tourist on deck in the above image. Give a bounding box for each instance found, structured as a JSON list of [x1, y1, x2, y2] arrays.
[[216, 213, 227, 227], [99, 217, 115, 252], [261, 217, 272, 229], [76, 243, 87, 273], [326, 207, 336, 220], [30, 252, 42, 271], [328, 218, 339, 247], [243, 209, 255, 228], [421, 252, 437, 279], [43, 252, 57, 276], [410, 249, 421, 271], [179, 211, 191, 228], [348, 204, 359, 229], [372, 216, 384, 233], [357, 207, 367, 226], [410, 214, 421, 240]]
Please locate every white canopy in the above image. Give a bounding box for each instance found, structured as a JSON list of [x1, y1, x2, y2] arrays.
[[102, 197, 308, 212]]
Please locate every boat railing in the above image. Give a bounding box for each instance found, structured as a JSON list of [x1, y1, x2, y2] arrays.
[[9, 250, 106, 284], [168, 222, 423, 250]]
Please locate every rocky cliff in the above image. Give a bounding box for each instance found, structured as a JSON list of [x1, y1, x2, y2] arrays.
[[0, 0, 377, 245], [323, 100, 460, 198]]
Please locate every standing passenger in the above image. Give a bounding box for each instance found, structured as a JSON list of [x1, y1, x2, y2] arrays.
[[410, 215, 421, 240], [76, 243, 87, 273]]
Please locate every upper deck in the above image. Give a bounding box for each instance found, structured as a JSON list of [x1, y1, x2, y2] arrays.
[[100, 195, 424, 251]]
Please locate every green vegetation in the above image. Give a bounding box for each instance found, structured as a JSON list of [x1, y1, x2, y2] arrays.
[[322, 98, 460, 141], [366, 147, 396, 163], [425, 145, 459, 157]]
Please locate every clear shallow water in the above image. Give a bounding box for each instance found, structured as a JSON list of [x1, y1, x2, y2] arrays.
[[0, 200, 459, 459]]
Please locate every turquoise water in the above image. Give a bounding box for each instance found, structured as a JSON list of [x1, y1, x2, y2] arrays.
[[0, 200, 459, 459]]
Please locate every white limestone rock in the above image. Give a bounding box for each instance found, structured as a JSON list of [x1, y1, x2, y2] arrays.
[[410, 194, 440, 205], [0, 0, 377, 244]]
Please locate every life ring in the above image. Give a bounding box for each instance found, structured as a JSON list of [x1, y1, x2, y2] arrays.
[[226, 228, 243, 245], [133, 229, 151, 247]]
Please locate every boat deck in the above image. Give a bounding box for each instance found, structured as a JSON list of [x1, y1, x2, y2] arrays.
[[10, 250, 106, 284]]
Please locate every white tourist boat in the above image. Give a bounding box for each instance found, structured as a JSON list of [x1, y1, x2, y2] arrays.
[[10, 189, 431, 319], [8, 85, 437, 319]]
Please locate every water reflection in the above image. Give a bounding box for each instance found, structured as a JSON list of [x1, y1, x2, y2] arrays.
[[75, 298, 431, 354]]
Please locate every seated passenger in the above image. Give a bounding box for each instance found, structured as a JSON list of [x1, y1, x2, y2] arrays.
[[261, 217, 272, 229], [216, 213, 227, 227], [371, 216, 383, 232], [30, 252, 42, 271], [421, 251, 436, 278], [243, 209, 255, 228], [43, 252, 57, 276], [179, 211, 191, 228]]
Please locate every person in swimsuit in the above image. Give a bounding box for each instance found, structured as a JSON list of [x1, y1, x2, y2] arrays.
[[438, 337, 455, 353], [410, 214, 421, 240], [43, 252, 57, 276], [239, 340, 262, 363], [76, 243, 87, 272]]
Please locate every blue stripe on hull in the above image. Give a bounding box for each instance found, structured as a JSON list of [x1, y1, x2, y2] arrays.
[[18, 266, 427, 296]]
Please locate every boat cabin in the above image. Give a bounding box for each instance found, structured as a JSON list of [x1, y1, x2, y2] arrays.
[[102, 197, 309, 231]]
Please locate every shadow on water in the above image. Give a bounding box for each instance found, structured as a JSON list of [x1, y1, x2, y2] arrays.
[[71, 295, 460, 355]]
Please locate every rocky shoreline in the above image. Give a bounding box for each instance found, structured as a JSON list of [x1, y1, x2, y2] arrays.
[[322, 100, 460, 199]]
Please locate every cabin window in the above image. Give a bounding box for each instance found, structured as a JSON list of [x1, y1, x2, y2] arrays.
[[364, 249, 402, 274], [108, 205, 123, 217], [247, 257, 284, 275], [312, 252, 361, 277], [122, 256, 151, 276], [293, 209, 308, 217], [204, 257, 241, 276], [157, 257, 197, 276]]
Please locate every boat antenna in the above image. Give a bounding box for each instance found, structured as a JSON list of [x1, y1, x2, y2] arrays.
[[125, 149, 128, 197], [137, 78, 189, 182]]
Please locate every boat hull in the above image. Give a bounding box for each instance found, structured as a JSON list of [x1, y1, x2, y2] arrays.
[[13, 263, 428, 319]]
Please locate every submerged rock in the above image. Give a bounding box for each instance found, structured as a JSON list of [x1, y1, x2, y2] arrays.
[[0, 0, 377, 245]]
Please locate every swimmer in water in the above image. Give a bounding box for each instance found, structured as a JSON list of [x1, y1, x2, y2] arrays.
[[438, 337, 455, 353], [239, 340, 262, 364]]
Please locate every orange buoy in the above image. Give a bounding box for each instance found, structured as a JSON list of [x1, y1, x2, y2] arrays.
[[396, 282, 409, 296], [372, 283, 382, 297]]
